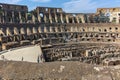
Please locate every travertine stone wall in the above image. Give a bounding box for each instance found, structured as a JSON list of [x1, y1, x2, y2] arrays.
[[0, 3, 28, 23], [0, 23, 119, 50], [0, 3, 120, 64]]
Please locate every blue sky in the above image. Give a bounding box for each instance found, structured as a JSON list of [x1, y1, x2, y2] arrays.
[[0, 0, 120, 13]]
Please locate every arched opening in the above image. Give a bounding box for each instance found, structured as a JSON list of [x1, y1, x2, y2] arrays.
[[115, 27, 118, 31], [69, 18, 72, 23], [104, 29, 107, 32], [40, 13, 44, 22], [99, 29, 101, 32]]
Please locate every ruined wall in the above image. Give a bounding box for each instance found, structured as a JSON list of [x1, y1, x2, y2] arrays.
[[97, 8, 120, 23], [0, 23, 119, 50], [0, 3, 120, 64], [0, 3, 28, 23]]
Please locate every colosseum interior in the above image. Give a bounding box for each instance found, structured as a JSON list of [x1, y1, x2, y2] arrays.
[[0, 3, 120, 65]]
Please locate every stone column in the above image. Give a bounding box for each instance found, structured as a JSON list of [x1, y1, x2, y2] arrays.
[[60, 14, 64, 23], [19, 12, 22, 23], [72, 18, 75, 23], [14, 27, 19, 35], [55, 27, 58, 32], [61, 27, 64, 32], [55, 13, 58, 23], [81, 16, 85, 23], [37, 11, 41, 22], [44, 27, 48, 33], [33, 27, 37, 34], [50, 26, 53, 33], [66, 15, 69, 23], [32, 14, 35, 23], [71, 26, 74, 32], [4, 11, 7, 23], [6, 28, 12, 36], [0, 14, 1, 23], [12, 11, 14, 23], [25, 12, 28, 22], [44, 14, 47, 23], [0, 10, 3, 23], [76, 17, 80, 23], [2, 12, 4, 23], [49, 14, 52, 23], [38, 26, 42, 33]]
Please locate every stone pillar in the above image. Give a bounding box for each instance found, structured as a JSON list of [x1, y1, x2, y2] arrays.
[[32, 14, 35, 23], [19, 12, 22, 23], [12, 11, 14, 23], [61, 27, 64, 32], [2, 12, 4, 23], [4, 11, 7, 23], [70, 52, 72, 58], [20, 28, 25, 34], [72, 18, 75, 23], [27, 27, 31, 35], [81, 16, 85, 23], [71, 26, 74, 32], [76, 17, 80, 23], [38, 27, 42, 33], [6, 28, 12, 36], [0, 11, 3, 23], [44, 27, 48, 33], [0, 14, 1, 23], [55, 27, 58, 32], [44, 14, 47, 23], [37, 11, 41, 22], [50, 26, 53, 33], [55, 13, 58, 23], [60, 13, 64, 23], [49, 14, 52, 23], [14, 27, 19, 35], [25, 12, 27, 22], [66, 15, 69, 23], [33, 27, 37, 34]]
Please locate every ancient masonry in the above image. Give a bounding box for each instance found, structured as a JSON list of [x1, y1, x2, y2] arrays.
[[0, 3, 120, 65]]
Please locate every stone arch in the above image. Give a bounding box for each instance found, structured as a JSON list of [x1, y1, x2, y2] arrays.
[[70, 26, 74, 32], [95, 33, 99, 37], [104, 29, 107, 32], [14, 27, 19, 35], [85, 33, 88, 37], [79, 27, 82, 32], [109, 27, 112, 32], [98, 28, 101, 32], [90, 33, 94, 37], [44, 26, 48, 33], [41, 27, 44, 33], [82, 28, 85, 32], [32, 27, 37, 33], [52, 27, 55, 32], [115, 27, 118, 31], [57, 27, 61, 32], [75, 27, 78, 32], [55, 27, 58, 32], [38, 26, 42, 33], [20, 27, 26, 34], [50, 26, 53, 32], [6, 27, 12, 36], [68, 17, 72, 23], [27, 27, 32, 35], [0, 28, 5, 36]]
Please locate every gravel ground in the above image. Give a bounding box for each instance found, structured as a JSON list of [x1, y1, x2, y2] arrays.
[[0, 61, 120, 80]]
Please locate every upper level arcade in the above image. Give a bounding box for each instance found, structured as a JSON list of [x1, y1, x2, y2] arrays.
[[0, 3, 28, 23]]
